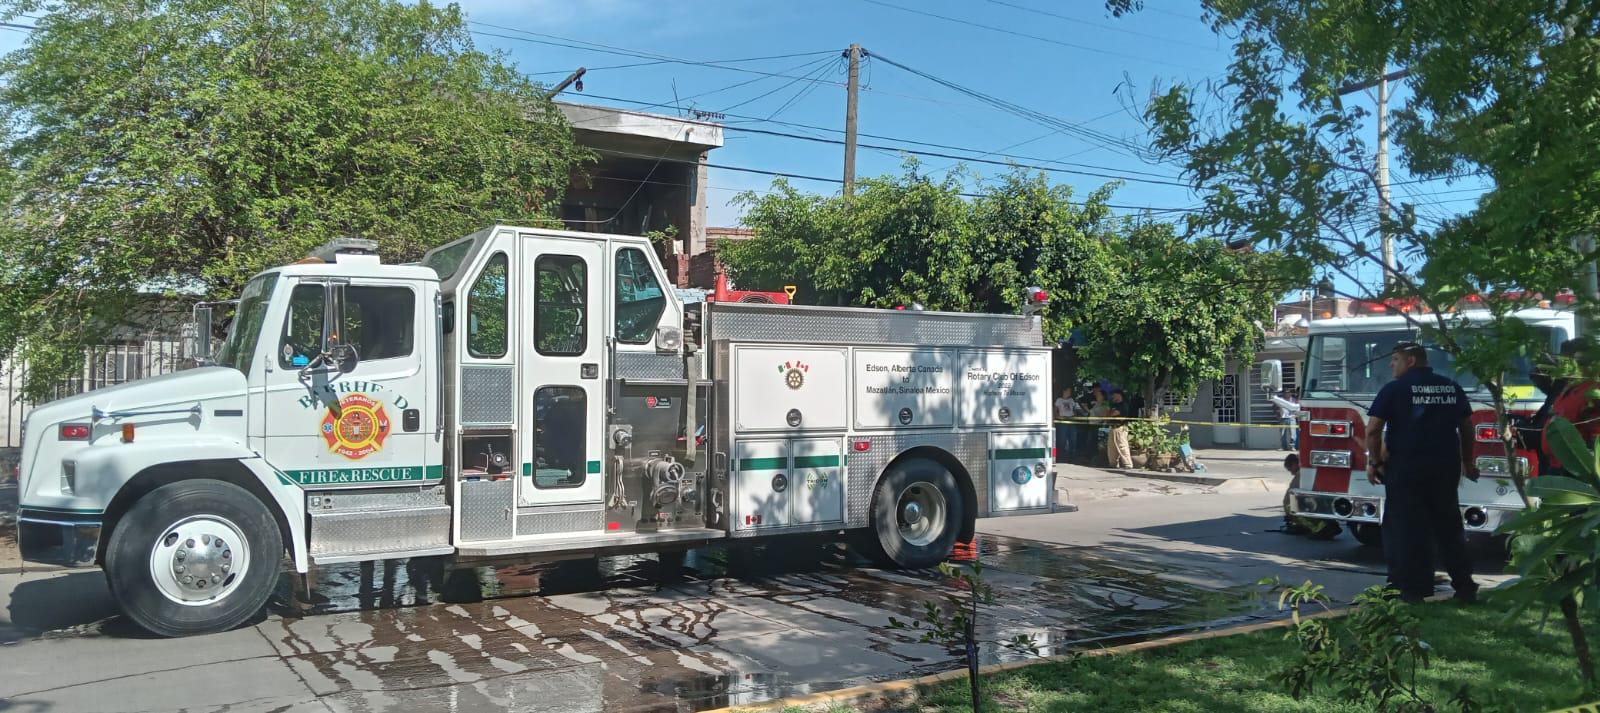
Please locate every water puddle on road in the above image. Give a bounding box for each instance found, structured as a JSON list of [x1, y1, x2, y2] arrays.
[[260, 534, 1263, 712]]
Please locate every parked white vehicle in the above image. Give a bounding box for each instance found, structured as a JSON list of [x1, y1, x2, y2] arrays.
[[16, 226, 1055, 636]]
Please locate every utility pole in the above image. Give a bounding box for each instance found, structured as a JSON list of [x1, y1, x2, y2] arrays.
[[843, 44, 862, 201], [1337, 67, 1409, 289], [1376, 74, 1395, 288]]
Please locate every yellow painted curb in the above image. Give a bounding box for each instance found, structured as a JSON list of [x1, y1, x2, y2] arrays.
[[698, 608, 1347, 713]]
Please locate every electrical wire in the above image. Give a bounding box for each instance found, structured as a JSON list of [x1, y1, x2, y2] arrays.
[[575, 92, 1179, 180], [525, 49, 842, 76], [858, 0, 1195, 71], [589, 147, 1204, 213], [983, 0, 1220, 50]]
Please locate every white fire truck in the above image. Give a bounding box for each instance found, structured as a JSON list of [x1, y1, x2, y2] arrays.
[[15, 226, 1055, 636], [1282, 298, 1575, 545]]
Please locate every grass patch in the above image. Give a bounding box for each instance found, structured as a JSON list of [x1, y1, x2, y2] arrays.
[[898, 596, 1591, 712]]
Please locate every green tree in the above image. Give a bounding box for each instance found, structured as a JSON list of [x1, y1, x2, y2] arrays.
[[0, 0, 589, 398], [1079, 223, 1288, 410], [1134, 0, 1599, 688], [720, 162, 1121, 343]]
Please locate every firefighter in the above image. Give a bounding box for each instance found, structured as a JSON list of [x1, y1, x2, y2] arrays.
[[1366, 342, 1480, 603]]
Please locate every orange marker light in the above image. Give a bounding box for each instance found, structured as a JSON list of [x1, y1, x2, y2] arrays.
[[121, 423, 135, 443]]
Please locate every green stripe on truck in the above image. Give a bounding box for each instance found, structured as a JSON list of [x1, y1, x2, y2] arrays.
[[738, 457, 787, 471], [793, 455, 841, 468], [992, 447, 1049, 460]]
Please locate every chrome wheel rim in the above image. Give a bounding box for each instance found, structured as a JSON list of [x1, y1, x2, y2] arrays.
[[896, 482, 948, 547], [148, 515, 250, 606]]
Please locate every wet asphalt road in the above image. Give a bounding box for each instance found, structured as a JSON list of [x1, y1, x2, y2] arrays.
[[0, 472, 1504, 713]]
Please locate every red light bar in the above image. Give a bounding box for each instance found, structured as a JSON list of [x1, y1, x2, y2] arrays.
[[58, 423, 90, 441]]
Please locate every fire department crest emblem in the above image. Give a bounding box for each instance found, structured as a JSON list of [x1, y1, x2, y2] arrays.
[[321, 393, 391, 459], [779, 360, 809, 390]]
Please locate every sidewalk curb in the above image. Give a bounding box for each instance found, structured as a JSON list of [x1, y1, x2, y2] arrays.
[[697, 608, 1347, 713]]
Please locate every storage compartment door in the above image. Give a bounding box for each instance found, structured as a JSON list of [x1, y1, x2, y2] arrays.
[[956, 349, 1051, 426], [733, 346, 849, 432], [790, 438, 843, 524], [988, 432, 1051, 512], [734, 440, 790, 530]]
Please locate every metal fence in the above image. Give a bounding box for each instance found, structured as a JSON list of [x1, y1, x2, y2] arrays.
[[1, 334, 195, 449]]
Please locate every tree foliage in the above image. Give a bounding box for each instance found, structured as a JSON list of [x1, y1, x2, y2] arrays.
[[719, 162, 1119, 344], [722, 162, 1286, 409], [0, 0, 589, 398], [1080, 223, 1287, 408], [1134, 0, 1600, 687]]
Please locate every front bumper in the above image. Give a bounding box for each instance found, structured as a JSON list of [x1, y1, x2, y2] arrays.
[[1288, 490, 1383, 523], [17, 509, 102, 566], [1287, 490, 1519, 533]]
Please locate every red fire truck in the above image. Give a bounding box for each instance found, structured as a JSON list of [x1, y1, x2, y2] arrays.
[[1281, 297, 1575, 545]]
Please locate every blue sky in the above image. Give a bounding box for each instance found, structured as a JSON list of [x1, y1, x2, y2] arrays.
[[0, 1, 1493, 297], [449, 0, 1491, 296]]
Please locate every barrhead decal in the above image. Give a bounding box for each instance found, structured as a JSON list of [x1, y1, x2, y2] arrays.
[[321, 393, 391, 459], [298, 381, 409, 460], [779, 360, 809, 390]]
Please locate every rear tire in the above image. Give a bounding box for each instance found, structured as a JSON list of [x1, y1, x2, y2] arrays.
[[1352, 523, 1384, 547], [104, 480, 282, 638], [867, 458, 964, 569]]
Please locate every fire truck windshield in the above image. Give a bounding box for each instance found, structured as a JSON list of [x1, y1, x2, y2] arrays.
[[1304, 327, 1557, 401], [215, 273, 279, 374]]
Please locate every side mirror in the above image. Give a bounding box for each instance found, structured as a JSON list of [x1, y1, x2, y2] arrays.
[[191, 306, 214, 364], [1260, 359, 1284, 394]]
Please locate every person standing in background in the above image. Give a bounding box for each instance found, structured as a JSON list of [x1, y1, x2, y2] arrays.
[[1083, 386, 1108, 463], [1277, 388, 1301, 451], [1054, 387, 1078, 462], [1106, 389, 1133, 469]]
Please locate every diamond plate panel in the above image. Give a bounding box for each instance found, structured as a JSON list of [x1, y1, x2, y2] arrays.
[[309, 507, 450, 559], [307, 487, 445, 513], [516, 505, 604, 535], [459, 479, 514, 541], [708, 303, 1043, 347], [615, 352, 684, 381], [843, 431, 989, 527], [460, 365, 515, 426]]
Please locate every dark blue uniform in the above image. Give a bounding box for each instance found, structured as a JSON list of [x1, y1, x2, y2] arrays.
[[1368, 366, 1477, 599]]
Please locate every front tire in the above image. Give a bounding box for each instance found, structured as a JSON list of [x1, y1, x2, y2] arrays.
[[867, 458, 964, 569], [104, 480, 283, 637]]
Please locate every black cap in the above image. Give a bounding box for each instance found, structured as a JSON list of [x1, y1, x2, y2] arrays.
[[1393, 341, 1428, 363]]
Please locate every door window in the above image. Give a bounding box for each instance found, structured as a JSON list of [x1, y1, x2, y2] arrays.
[[614, 248, 665, 344], [532, 386, 587, 489], [535, 254, 587, 356], [278, 284, 416, 368], [467, 252, 509, 358]]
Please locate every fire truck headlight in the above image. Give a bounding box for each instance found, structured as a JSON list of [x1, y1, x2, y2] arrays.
[[1475, 456, 1527, 476], [1310, 450, 1351, 468], [1312, 450, 1350, 466]]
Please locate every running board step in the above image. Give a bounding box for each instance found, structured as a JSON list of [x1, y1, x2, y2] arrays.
[[454, 528, 725, 558]]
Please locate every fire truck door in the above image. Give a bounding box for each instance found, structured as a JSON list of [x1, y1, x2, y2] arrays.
[[263, 278, 435, 488], [518, 236, 606, 507]]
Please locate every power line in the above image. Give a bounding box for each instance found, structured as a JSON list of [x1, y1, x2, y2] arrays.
[[575, 91, 1178, 180], [858, 0, 1195, 71], [525, 49, 840, 76], [721, 124, 1192, 186], [468, 23, 850, 87], [714, 56, 841, 114], [589, 147, 1203, 213], [867, 52, 1160, 162], [983, 0, 1219, 50]]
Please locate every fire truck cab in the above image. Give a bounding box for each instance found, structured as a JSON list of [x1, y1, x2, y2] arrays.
[[1284, 301, 1574, 545], [15, 225, 1056, 636]]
